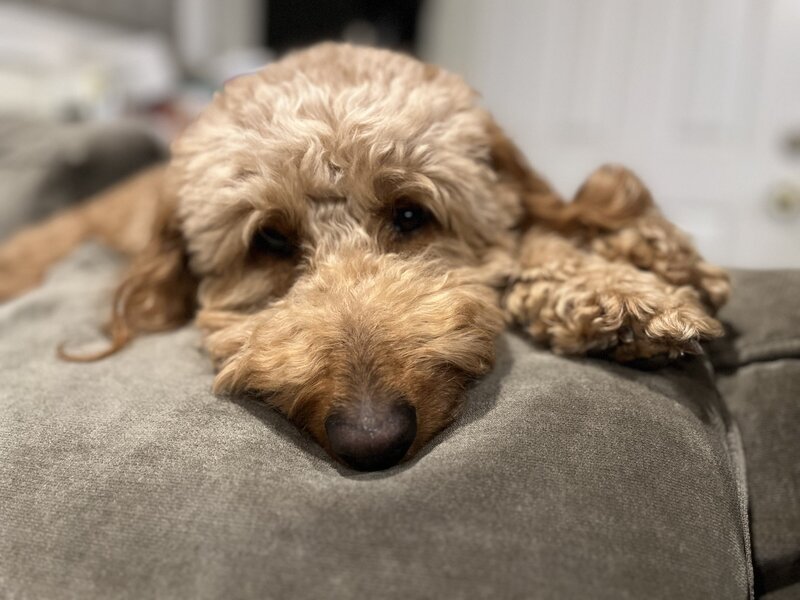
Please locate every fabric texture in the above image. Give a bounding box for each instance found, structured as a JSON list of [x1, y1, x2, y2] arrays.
[[707, 270, 800, 369], [711, 271, 800, 598], [0, 243, 752, 599]]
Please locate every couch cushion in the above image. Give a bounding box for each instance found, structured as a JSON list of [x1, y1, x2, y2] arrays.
[[0, 244, 752, 599], [718, 360, 800, 597], [762, 581, 800, 600], [712, 270, 800, 597], [707, 270, 800, 370]]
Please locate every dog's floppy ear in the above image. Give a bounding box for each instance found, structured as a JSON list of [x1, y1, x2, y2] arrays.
[[568, 164, 656, 229], [485, 118, 567, 229], [486, 120, 655, 232], [61, 171, 198, 361]]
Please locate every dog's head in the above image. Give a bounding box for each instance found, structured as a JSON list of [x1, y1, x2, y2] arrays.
[[109, 43, 560, 470]]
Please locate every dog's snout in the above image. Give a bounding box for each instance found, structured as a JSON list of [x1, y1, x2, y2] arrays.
[[325, 400, 417, 471]]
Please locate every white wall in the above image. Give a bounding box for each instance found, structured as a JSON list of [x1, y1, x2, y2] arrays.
[[420, 0, 800, 268]]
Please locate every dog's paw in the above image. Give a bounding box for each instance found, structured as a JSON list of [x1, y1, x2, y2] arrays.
[[504, 264, 724, 362], [603, 297, 722, 362], [586, 214, 731, 312]]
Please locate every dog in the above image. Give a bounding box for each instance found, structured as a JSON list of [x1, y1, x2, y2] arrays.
[[0, 43, 729, 471]]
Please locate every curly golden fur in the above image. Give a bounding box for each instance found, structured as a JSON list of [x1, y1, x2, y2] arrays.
[[0, 43, 729, 468]]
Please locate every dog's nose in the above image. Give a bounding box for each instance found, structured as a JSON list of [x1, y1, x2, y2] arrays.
[[325, 401, 417, 471]]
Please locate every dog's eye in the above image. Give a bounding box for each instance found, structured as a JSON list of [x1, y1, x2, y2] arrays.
[[251, 227, 295, 258], [392, 201, 430, 234]]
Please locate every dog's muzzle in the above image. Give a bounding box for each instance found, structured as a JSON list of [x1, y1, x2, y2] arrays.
[[324, 400, 417, 471]]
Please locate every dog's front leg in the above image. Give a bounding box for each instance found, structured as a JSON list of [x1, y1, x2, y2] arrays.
[[504, 227, 723, 361]]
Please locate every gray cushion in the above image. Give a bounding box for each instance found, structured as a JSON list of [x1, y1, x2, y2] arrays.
[[708, 270, 800, 369], [711, 270, 800, 597], [762, 582, 800, 600], [0, 244, 752, 599]]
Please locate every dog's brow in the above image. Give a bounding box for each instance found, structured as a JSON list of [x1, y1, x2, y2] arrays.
[[307, 195, 347, 204]]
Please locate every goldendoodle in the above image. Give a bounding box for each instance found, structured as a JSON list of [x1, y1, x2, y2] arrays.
[[0, 43, 729, 471]]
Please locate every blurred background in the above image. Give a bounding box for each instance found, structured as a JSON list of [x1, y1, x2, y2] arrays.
[[1, 0, 798, 268]]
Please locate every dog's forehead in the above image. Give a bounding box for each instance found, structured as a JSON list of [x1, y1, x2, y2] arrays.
[[240, 75, 483, 179], [172, 44, 513, 263], [177, 45, 489, 182]]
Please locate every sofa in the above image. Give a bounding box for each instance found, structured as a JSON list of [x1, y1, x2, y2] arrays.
[[1, 118, 798, 599]]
